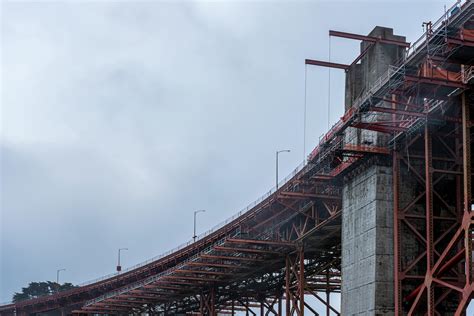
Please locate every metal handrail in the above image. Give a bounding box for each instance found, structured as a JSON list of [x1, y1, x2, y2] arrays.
[[0, 162, 306, 309], [73, 160, 307, 287], [84, 231, 242, 306], [0, 159, 307, 307], [406, 0, 463, 58], [305, 0, 469, 168]]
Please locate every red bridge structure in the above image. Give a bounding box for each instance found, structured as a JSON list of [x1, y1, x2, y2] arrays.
[[2, 1, 474, 315]]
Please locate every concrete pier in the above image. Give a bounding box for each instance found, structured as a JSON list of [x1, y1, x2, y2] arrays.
[[341, 27, 405, 315]]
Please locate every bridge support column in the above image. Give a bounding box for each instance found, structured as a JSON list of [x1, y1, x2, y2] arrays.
[[341, 161, 394, 315], [258, 294, 280, 316], [285, 245, 305, 316], [236, 299, 255, 316], [391, 92, 474, 314], [199, 288, 216, 316]]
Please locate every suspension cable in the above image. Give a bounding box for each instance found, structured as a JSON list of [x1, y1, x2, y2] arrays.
[[304, 64, 308, 162], [328, 35, 332, 129]]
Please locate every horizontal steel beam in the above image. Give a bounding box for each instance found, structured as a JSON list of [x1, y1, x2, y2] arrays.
[[405, 75, 466, 89], [329, 30, 410, 47], [174, 269, 228, 276], [188, 261, 239, 269], [200, 254, 264, 262], [226, 238, 296, 247], [446, 37, 474, 47], [351, 122, 407, 133], [278, 191, 340, 200], [214, 246, 280, 255], [162, 275, 218, 282], [311, 174, 334, 180], [342, 144, 390, 155], [305, 59, 349, 70]]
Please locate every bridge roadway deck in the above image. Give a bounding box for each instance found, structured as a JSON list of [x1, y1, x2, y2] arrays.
[[2, 156, 345, 315]]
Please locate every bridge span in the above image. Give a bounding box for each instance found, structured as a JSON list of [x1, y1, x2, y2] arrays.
[[2, 1, 474, 315]]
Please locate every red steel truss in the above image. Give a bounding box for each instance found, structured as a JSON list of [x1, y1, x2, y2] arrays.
[[1, 1, 474, 315]]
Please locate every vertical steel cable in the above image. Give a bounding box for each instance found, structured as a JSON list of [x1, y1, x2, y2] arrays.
[[328, 35, 332, 129], [303, 64, 307, 162]]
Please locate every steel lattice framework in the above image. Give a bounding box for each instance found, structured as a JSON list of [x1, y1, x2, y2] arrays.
[[1, 1, 474, 315]]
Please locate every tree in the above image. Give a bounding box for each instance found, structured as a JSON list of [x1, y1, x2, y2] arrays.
[[12, 281, 76, 302]]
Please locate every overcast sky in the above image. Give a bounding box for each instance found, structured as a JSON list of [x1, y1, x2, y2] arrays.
[[1, 0, 470, 312]]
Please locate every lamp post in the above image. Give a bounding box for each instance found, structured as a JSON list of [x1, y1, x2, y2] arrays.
[[56, 268, 66, 284], [276, 149, 291, 189], [193, 210, 206, 242], [117, 248, 128, 272]]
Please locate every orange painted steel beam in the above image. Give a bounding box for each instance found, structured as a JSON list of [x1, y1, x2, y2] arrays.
[[305, 59, 349, 70], [188, 261, 239, 269], [278, 191, 340, 200], [329, 30, 410, 47], [446, 37, 474, 47], [87, 302, 134, 311], [141, 284, 184, 291], [82, 306, 130, 311], [108, 298, 155, 303], [76, 311, 119, 315], [161, 275, 219, 282], [404, 75, 466, 89], [118, 294, 164, 300], [80, 309, 121, 314], [95, 302, 144, 308], [311, 174, 334, 180], [197, 254, 262, 262], [226, 238, 297, 247], [351, 122, 407, 133], [174, 269, 229, 276], [350, 43, 373, 67], [213, 245, 280, 255], [342, 144, 390, 155]]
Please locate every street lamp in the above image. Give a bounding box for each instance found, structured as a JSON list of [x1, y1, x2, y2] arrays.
[[117, 248, 128, 272], [56, 268, 66, 284], [276, 149, 291, 189], [193, 210, 206, 242]]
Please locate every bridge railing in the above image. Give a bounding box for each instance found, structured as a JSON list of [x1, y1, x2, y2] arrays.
[[0, 158, 308, 309], [309, 0, 467, 165], [0, 302, 14, 308], [406, 0, 463, 59], [73, 159, 307, 288], [84, 230, 244, 307]]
